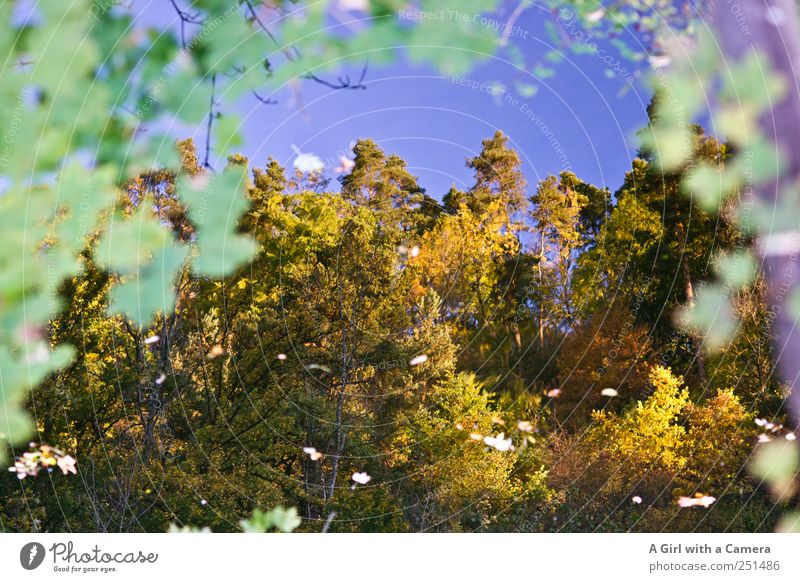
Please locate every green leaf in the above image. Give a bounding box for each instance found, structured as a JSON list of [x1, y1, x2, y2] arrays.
[[683, 162, 743, 212], [745, 138, 784, 184], [788, 287, 800, 320], [201, 14, 271, 74], [0, 343, 74, 458], [533, 65, 555, 79], [29, 1, 99, 96], [213, 113, 244, 152], [737, 186, 800, 235], [675, 283, 737, 350], [777, 512, 800, 533], [639, 124, 692, 171], [666, 75, 705, 118], [714, 251, 757, 289], [240, 506, 301, 533], [515, 82, 538, 97], [716, 103, 755, 146], [168, 524, 212, 533], [750, 440, 799, 500], [107, 242, 189, 328], [159, 67, 213, 124], [96, 207, 189, 327], [721, 51, 787, 111], [179, 167, 257, 277], [54, 164, 118, 252], [407, 16, 498, 75]]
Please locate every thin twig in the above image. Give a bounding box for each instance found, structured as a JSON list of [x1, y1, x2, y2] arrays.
[[251, 90, 279, 105], [169, 0, 204, 49], [245, 0, 369, 91], [303, 62, 369, 90], [244, 0, 295, 61], [203, 73, 216, 169]]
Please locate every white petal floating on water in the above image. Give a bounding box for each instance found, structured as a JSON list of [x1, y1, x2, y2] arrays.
[[57, 455, 77, 476], [144, 335, 160, 345], [276, 353, 288, 361], [409, 354, 428, 366], [303, 447, 323, 461], [648, 55, 672, 69], [545, 388, 561, 398], [786, 433, 797, 441], [483, 433, 515, 452], [601, 388, 618, 397], [696, 495, 716, 508], [11, 444, 77, 480], [517, 420, 533, 433], [631, 495, 642, 504], [351, 471, 371, 485], [409, 245, 420, 258], [207, 345, 224, 359], [469, 432, 483, 441], [677, 495, 716, 508], [755, 418, 777, 431], [156, 373, 166, 385], [758, 433, 772, 443], [586, 8, 605, 22]]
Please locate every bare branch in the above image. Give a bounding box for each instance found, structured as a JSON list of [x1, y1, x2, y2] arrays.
[[245, 0, 369, 92], [169, 0, 204, 49], [251, 89, 279, 105], [303, 62, 369, 91]]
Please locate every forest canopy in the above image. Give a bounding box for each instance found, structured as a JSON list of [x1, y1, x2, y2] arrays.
[[2, 0, 800, 536], [1, 126, 790, 532]]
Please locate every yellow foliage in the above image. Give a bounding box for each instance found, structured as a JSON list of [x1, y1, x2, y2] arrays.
[[589, 365, 689, 473]]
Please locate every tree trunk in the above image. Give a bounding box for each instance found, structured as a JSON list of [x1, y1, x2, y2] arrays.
[[538, 230, 545, 348], [681, 253, 707, 384]]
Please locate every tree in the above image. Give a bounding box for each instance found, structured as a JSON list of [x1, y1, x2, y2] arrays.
[[340, 139, 439, 234], [462, 131, 527, 230], [554, 302, 652, 429], [529, 173, 588, 346], [2, 131, 784, 534], [574, 125, 739, 384]]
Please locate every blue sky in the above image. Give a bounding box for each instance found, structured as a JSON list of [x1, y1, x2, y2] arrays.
[[137, 1, 656, 198]]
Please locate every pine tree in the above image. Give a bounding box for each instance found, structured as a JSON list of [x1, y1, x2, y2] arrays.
[[464, 130, 527, 228], [529, 173, 587, 345], [340, 139, 437, 233]]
